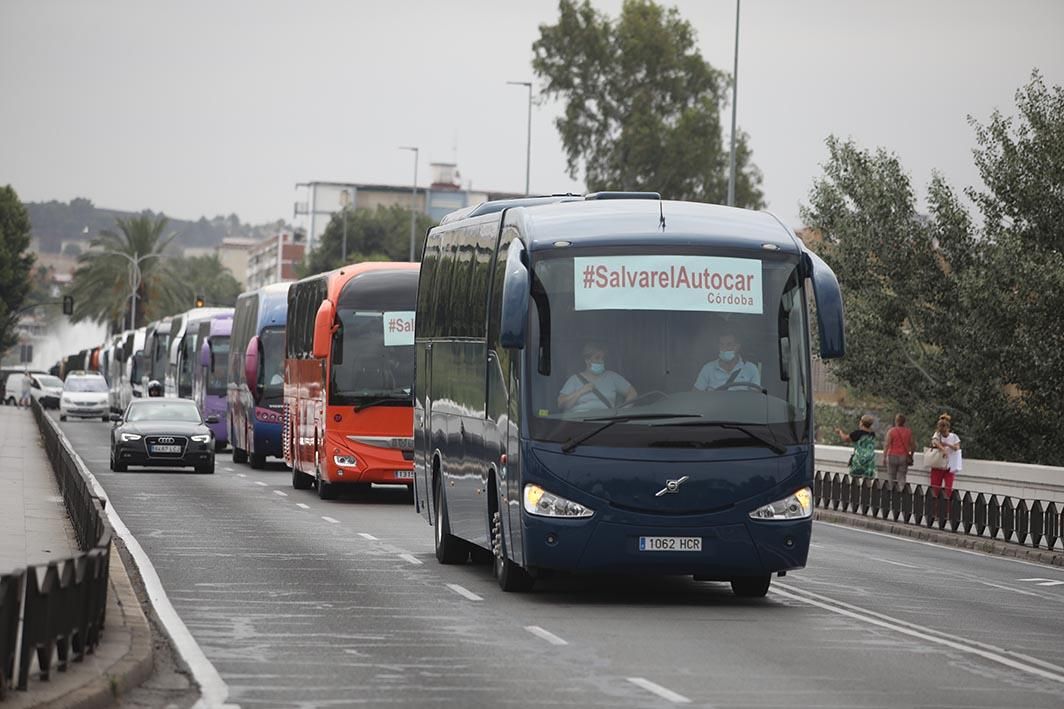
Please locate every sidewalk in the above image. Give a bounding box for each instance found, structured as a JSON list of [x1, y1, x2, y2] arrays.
[[1, 406, 154, 706]]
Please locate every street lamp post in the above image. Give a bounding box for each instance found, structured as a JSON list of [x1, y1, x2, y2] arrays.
[[727, 0, 741, 207], [105, 250, 159, 329], [399, 146, 419, 261], [507, 80, 533, 196], [339, 189, 351, 263]]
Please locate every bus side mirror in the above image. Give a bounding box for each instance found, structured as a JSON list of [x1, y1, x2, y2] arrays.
[[245, 335, 261, 401], [199, 341, 211, 370], [801, 249, 846, 359], [499, 241, 528, 350], [312, 300, 335, 359]]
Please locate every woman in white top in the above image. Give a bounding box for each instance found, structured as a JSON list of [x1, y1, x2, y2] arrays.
[[557, 342, 637, 413], [929, 413, 962, 519]]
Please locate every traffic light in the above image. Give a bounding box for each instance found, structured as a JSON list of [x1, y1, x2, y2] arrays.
[[62, 295, 74, 315], [194, 294, 206, 308]]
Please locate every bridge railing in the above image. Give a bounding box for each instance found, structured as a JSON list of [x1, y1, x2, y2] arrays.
[[814, 470, 1063, 553], [0, 400, 112, 698]]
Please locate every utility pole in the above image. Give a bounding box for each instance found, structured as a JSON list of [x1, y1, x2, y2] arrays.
[[727, 0, 741, 207], [507, 81, 533, 196], [399, 146, 419, 261]]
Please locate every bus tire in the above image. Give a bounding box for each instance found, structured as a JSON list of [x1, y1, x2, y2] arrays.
[[433, 476, 468, 565], [316, 469, 337, 500], [232, 446, 247, 464], [492, 510, 534, 592], [730, 575, 771, 598], [292, 469, 313, 490], [250, 451, 266, 469]]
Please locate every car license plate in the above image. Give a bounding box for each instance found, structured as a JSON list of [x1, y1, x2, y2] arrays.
[[393, 470, 414, 479], [151, 445, 181, 454], [639, 536, 702, 552]]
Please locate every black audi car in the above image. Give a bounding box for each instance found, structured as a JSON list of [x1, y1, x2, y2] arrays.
[[110, 399, 218, 473]]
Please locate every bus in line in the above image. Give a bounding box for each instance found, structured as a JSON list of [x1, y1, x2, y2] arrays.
[[165, 307, 232, 399], [144, 317, 173, 392], [284, 262, 419, 498], [193, 314, 232, 449], [228, 282, 290, 468], [412, 195, 845, 594]]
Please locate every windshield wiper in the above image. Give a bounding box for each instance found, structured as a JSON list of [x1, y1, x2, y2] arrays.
[[561, 413, 699, 454], [651, 420, 786, 454], [351, 395, 412, 413]]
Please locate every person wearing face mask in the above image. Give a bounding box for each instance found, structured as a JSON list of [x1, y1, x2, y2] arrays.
[[693, 332, 760, 392], [557, 342, 637, 413]]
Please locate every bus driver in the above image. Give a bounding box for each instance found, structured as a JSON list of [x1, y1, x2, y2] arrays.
[[558, 342, 637, 413], [694, 332, 761, 392]]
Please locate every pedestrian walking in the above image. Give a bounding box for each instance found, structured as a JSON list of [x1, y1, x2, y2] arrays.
[[883, 413, 915, 488], [927, 414, 962, 520], [18, 370, 32, 407], [835, 415, 877, 478]]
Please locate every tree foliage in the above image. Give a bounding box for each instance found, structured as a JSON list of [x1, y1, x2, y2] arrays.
[[0, 185, 35, 356], [803, 71, 1064, 464], [300, 205, 435, 277], [532, 0, 764, 207], [151, 254, 243, 315]]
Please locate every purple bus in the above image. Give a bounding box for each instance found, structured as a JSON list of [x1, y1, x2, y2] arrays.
[[193, 314, 233, 449]]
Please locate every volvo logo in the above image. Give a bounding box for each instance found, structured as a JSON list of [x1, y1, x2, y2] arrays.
[[655, 475, 690, 497], [157, 437, 175, 444]]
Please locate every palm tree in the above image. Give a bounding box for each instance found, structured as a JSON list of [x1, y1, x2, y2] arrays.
[[68, 214, 177, 329]]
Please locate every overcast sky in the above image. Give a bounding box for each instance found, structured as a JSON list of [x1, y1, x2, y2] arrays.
[[1, 0, 1061, 232]]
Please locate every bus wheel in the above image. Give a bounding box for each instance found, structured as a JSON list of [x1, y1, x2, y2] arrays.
[[433, 476, 468, 565], [492, 510, 534, 592], [232, 446, 247, 464], [730, 575, 771, 598], [250, 451, 266, 469], [316, 468, 336, 500], [292, 468, 313, 490]]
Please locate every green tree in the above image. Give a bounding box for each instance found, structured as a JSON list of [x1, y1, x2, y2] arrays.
[[0, 185, 35, 356], [300, 205, 436, 277], [532, 0, 764, 207], [68, 214, 175, 329], [803, 72, 1064, 464], [152, 254, 243, 314]]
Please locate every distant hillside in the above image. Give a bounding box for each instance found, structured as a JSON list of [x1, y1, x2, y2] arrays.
[[27, 197, 292, 255]]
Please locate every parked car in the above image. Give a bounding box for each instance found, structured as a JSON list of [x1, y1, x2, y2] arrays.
[[109, 398, 218, 473], [30, 374, 64, 409], [60, 371, 110, 421], [3, 370, 45, 405]]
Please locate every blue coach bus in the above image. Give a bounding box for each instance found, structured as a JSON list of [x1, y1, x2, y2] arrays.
[[413, 194, 845, 595], [228, 282, 290, 468]]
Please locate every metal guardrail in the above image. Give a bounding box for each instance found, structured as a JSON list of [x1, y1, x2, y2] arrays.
[[0, 400, 112, 698], [814, 470, 1064, 552]]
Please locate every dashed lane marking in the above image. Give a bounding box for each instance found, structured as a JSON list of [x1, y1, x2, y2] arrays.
[[1018, 578, 1064, 587], [273, 490, 287, 497], [398, 553, 422, 565], [445, 583, 483, 601], [237, 473, 246, 478], [867, 555, 920, 569], [254, 481, 268, 487], [626, 677, 691, 704], [358, 532, 378, 541], [978, 580, 1040, 597], [322, 516, 340, 524], [296, 503, 310, 510], [525, 625, 568, 646]]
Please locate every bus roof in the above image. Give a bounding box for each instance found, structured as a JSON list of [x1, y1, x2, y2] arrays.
[[295, 261, 420, 302]]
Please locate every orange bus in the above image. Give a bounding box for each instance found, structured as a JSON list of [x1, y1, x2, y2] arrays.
[[284, 262, 419, 498]]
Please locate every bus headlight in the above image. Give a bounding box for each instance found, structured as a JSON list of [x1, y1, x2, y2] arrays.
[[749, 487, 813, 520], [523, 484, 593, 518], [334, 455, 358, 468]]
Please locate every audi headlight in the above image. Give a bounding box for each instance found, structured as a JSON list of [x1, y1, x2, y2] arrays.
[[191, 434, 211, 443], [523, 484, 593, 518], [749, 487, 813, 520], [120, 433, 141, 442]]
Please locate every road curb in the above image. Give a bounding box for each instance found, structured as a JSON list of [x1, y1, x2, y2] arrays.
[[814, 508, 1064, 567]]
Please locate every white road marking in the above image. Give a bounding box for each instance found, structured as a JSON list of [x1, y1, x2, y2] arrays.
[[398, 553, 422, 565], [224, 467, 235, 472], [626, 677, 691, 704], [978, 580, 1041, 597], [322, 516, 340, 524], [237, 473, 246, 478], [818, 520, 1064, 571], [867, 555, 920, 569], [525, 625, 568, 646], [358, 532, 378, 541], [774, 582, 1064, 684], [1018, 577, 1064, 586], [254, 481, 268, 487], [296, 503, 310, 510], [445, 583, 483, 601], [273, 490, 287, 497]]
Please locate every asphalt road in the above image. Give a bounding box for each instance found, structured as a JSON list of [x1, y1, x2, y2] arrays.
[[57, 414, 1064, 708]]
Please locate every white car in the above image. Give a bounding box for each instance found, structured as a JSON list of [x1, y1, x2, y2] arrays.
[[60, 371, 110, 422], [31, 374, 65, 409]]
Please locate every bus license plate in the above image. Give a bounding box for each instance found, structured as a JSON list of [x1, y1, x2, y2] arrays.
[[151, 445, 181, 454], [393, 470, 414, 479], [639, 536, 702, 552]]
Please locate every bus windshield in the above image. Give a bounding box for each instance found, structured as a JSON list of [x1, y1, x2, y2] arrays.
[[527, 250, 811, 449], [207, 337, 230, 395], [330, 310, 414, 406], [259, 327, 285, 405], [151, 334, 170, 381]]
